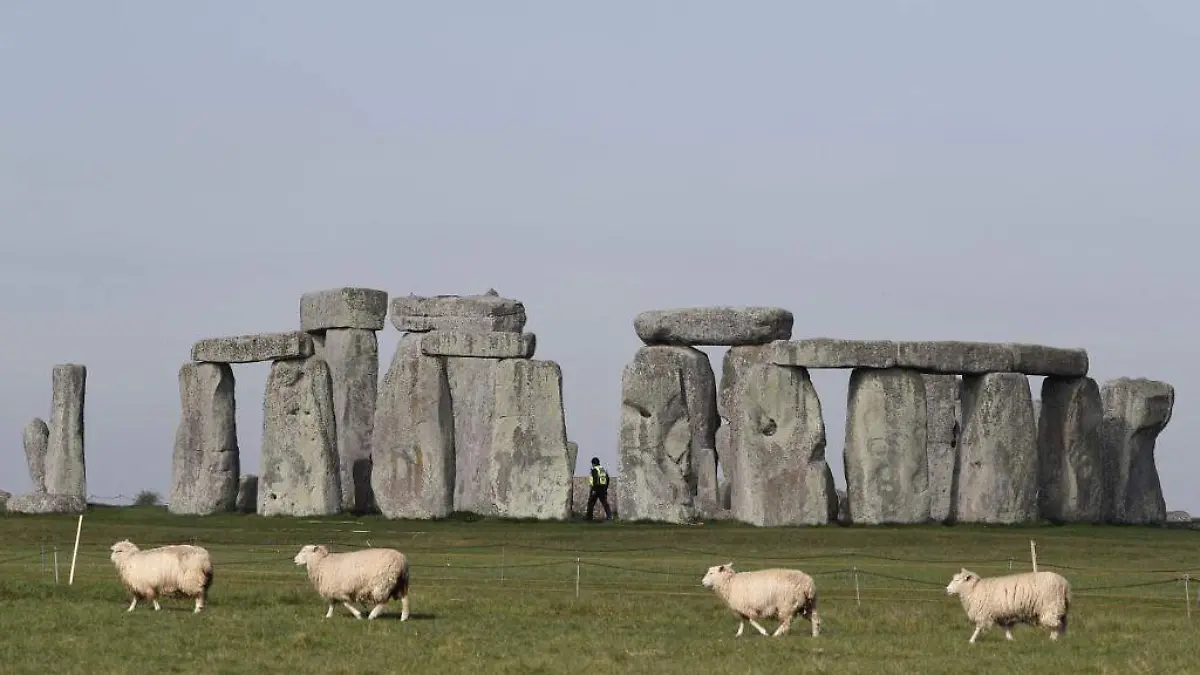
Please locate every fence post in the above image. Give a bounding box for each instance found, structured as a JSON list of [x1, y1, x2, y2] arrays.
[[69, 514, 83, 586], [1008, 557, 1013, 571], [1185, 575, 1192, 621], [500, 546, 505, 584], [41, 539, 46, 575], [575, 558, 581, 599], [53, 546, 59, 584], [853, 566, 861, 606], [1030, 540, 1038, 573]]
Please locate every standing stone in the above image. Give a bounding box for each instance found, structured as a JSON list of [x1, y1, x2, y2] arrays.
[[1038, 377, 1105, 524], [236, 475, 258, 513], [731, 362, 837, 526], [566, 441, 579, 510], [23, 418, 49, 493], [1101, 378, 1174, 525], [0, 490, 9, 511], [447, 358, 501, 515], [923, 374, 959, 523], [258, 357, 341, 516], [1032, 398, 1041, 429], [371, 334, 456, 519], [952, 373, 1038, 524], [617, 351, 695, 523], [169, 363, 239, 515], [322, 329, 380, 513], [490, 359, 572, 519], [717, 345, 768, 512], [716, 425, 733, 509], [45, 364, 86, 498], [844, 368, 930, 524], [643, 346, 719, 515]]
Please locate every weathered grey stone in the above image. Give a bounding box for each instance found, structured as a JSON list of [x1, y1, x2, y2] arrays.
[[258, 357, 341, 516], [490, 359, 572, 520], [731, 362, 838, 526], [1101, 378, 1174, 525], [570, 476, 619, 518], [22, 418, 49, 493], [644, 346, 719, 515], [836, 489, 849, 525], [6, 492, 86, 514], [46, 364, 86, 498], [894, 341, 1015, 374], [371, 334, 456, 519], [566, 441, 579, 509], [0, 490, 9, 511], [718, 477, 731, 512], [447, 358, 500, 515], [716, 425, 733, 509], [769, 339, 897, 369], [236, 475, 258, 513], [420, 331, 536, 358], [617, 351, 695, 523], [322, 329, 380, 513], [192, 332, 314, 363], [717, 345, 769, 506], [1166, 510, 1191, 523], [1037, 377, 1106, 524], [300, 287, 389, 331], [952, 373, 1038, 524], [634, 307, 793, 346], [1010, 344, 1089, 378], [390, 291, 526, 333], [169, 362, 239, 515], [844, 368, 930, 524], [923, 374, 960, 523], [1032, 398, 1041, 429]]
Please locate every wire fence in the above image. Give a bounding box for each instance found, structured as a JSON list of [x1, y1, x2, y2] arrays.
[[4, 525, 1197, 622]]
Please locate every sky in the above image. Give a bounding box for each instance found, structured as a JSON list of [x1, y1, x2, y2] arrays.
[[1, 1, 1196, 512]]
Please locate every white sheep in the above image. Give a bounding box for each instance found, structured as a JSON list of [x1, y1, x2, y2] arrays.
[[701, 562, 820, 637], [293, 544, 410, 620], [945, 568, 1071, 643], [108, 539, 213, 614]]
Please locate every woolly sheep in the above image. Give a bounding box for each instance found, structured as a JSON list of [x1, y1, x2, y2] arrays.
[[109, 539, 213, 614], [293, 544, 411, 620], [945, 568, 1071, 643], [700, 562, 820, 637]]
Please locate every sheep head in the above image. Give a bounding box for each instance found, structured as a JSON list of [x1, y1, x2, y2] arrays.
[[701, 562, 736, 589], [293, 544, 330, 567], [110, 540, 139, 563], [945, 568, 979, 596]]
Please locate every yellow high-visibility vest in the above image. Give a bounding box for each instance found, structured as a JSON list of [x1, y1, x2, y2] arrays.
[[589, 466, 609, 487]]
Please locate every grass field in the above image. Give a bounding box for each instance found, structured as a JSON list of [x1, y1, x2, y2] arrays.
[[1, 507, 1198, 674]]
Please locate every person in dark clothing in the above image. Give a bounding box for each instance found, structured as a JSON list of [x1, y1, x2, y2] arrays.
[[586, 457, 612, 521]]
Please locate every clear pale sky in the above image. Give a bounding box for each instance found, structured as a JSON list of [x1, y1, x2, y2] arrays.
[[2, 2, 1195, 511]]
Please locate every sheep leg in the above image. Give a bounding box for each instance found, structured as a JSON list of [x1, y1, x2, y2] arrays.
[[342, 601, 364, 619], [772, 613, 793, 637], [324, 602, 335, 619], [152, 599, 161, 612], [735, 621, 745, 638], [748, 618, 770, 636], [367, 603, 387, 620], [400, 595, 410, 621], [968, 625, 984, 643], [810, 607, 821, 637], [126, 597, 138, 613]]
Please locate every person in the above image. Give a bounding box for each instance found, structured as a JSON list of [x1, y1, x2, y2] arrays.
[[586, 457, 612, 521]]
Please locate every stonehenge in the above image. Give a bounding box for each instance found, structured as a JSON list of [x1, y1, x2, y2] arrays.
[[618, 320, 1176, 526], [10, 294, 1176, 528]]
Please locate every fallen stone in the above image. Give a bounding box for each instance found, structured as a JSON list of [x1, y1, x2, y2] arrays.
[[769, 339, 1088, 376], [768, 339, 897, 369], [490, 359, 572, 520], [6, 492, 86, 514], [23, 418, 49, 493], [617, 351, 696, 523], [236, 475, 258, 513], [844, 368, 930, 524], [1166, 510, 1191, 523], [45, 364, 86, 498], [570, 476, 619, 518], [731, 362, 838, 526], [952, 373, 1038, 524], [447, 358, 501, 515], [168, 362, 239, 515], [1037, 377, 1106, 524], [634, 307, 793, 346], [420, 331, 536, 358], [1101, 378, 1174, 525], [322, 328, 380, 513], [258, 357, 341, 516], [390, 292, 526, 333], [300, 287, 389, 331], [923, 374, 960, 523], [192, 332, 314, 363], [371, 334, 456, 519]]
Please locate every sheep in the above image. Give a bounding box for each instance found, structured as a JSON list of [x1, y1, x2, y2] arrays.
[[700, 562, 820, 637], [108, 539, 213, 614], [945, 568, 1071, 643], [293, 544, 410, 620]]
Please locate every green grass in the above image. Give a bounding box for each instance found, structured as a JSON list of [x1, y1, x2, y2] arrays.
[[2, 507, 1198, 674]]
